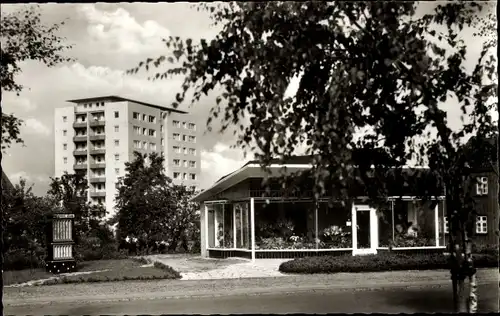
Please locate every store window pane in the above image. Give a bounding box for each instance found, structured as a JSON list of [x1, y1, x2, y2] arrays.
[[318, 201, 352, 249], [377, 202, 393, 247], [393, 200, 436, 247]]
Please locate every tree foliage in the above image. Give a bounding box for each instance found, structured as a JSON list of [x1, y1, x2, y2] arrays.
[[0, 4, 73, 152], [1, 178, 55, 263], [113, 152, 199, 253], [130, 1, 497, 312], [47, 172, 106, 243]]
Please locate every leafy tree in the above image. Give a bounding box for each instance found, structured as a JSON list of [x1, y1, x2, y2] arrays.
[[47, 172, 106, 245], [130, 1, 497, 312], [1, 4, 73, 151], [1, 178, 56, 269], [113, 152, 199, 254]]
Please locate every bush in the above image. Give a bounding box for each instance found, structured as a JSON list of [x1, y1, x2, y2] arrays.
[[132, 256, 151, 265], [279, 252, 498, 274], [4, 249, 45, 271], [153, 261, 182, 278]]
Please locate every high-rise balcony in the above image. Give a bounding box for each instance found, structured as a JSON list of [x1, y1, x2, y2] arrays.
[[73, 135, 88, 142], [73, 149, 87, 156], [89, 120, 105, 127], [89, 162, 106, 169], [73, 163, 88, 170], [89, 134, 105, 141], [89, 177, 106, 183], [89, 148, 106, 155], [89, 191, 106, 197], [73, 122, 87, 128]]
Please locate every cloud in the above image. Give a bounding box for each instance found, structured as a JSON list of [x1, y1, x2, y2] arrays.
[[8, 171, 51, 187], [2, 95, 38, 112], [78, 4, 171, 54], [24, 118, 51, 136], [200, 142, 250, 189]]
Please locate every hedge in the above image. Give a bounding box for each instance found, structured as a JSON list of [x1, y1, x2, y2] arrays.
[[279, 252, 498, 274]]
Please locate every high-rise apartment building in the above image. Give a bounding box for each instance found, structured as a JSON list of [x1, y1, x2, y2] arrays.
[[54, 96, 201, 217]]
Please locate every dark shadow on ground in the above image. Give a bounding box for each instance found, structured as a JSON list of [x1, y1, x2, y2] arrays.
[[383, 282, 498, 313]]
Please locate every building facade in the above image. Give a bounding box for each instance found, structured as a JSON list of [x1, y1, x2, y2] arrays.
[[54, 96, 201, 217]]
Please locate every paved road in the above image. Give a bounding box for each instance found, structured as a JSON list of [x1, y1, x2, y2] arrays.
[[5, 280, 498, 314]]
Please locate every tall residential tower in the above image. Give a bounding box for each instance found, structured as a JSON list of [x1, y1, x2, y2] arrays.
[[54, 96, 201, 217]]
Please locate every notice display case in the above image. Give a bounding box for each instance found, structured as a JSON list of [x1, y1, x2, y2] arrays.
[[45, 213, 76, 274]]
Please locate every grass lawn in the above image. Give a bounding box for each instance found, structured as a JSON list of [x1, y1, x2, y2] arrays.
[[4, 258, 180, 286], [3, 269, 54, 286]]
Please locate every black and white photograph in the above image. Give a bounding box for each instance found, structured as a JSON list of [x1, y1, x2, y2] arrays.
[[1, 1, 498, 314]]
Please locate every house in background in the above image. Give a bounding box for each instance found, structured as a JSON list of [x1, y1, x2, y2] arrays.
[[192, 156, 450, 260], [2, 170, 14, 193]]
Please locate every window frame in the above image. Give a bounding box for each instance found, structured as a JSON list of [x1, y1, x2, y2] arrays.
[[475, 215, 488, 234], [476, 176, 488, 195]]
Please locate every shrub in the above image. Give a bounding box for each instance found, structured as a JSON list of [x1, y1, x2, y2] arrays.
[[279, 252, 498, 274], [4, 249, 45, 271], [133, 256, 151, 265], [153, 261, 182, 278]]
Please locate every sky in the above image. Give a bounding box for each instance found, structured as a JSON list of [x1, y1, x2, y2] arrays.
[[1, 2, 497, 196]]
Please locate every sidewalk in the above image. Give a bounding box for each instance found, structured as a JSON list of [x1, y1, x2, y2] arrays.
[[4, 268, 498, 306]]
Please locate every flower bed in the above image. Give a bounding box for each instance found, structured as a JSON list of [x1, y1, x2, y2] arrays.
[[279, 251, 498, 274]]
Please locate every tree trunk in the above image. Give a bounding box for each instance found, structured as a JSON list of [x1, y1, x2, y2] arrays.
[[465, 233, 478, 313]]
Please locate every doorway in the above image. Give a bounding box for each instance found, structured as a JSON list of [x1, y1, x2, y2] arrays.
[[352, 205, 378, 255]]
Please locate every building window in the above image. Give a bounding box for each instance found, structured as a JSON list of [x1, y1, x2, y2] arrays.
[[189, 161, 196, 168], [142, 114, 147, 121], [188, 123, 196, 130], [150, 143, 156, 151], [133, 112, 139, 120], [190, 173, 196, 180], [183, 147, 187, 154], [148, 115, 156, 123], [476, 177, 488, 195], [84, 104, 88, 109], [444, 217, 449, 234], [173, 133, 180, 141], [476, 216, 487, 234], [115, 154, 119, 161], [173, 172, 180, 179], [148, 129, 156, 137], [114, 111, 119, 118], [143, 141, 148, 149], [115, 125, 119, 132], [189, 148, 196, 155], [188, 136, 196, 143], [133, 126, 140, 135], [183, 173, 187, 180], [101, 102, 104, 106], [173, 159, 180, 166], [161, 138, 165, 146], [114, 140, 119, 146], [63, 143, 67, 150], [190, 186, 197, 192], [173, 146, 180, 153], [134, 140, 141, 149], [63, 116, 67, 122], [183, 160, 188, 167], [142, 128, 146, 135], [63, 130, 67, 136], [115, 168, 119, 175], [160, 125, 164, 132], [182, 135, 187, 142], [173, 120, 180, 128], [182, 122, 187, 129], [63, 157, 68, 164]]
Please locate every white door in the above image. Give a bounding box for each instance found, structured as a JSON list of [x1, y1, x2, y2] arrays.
[[352, 204, 378, 255]]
